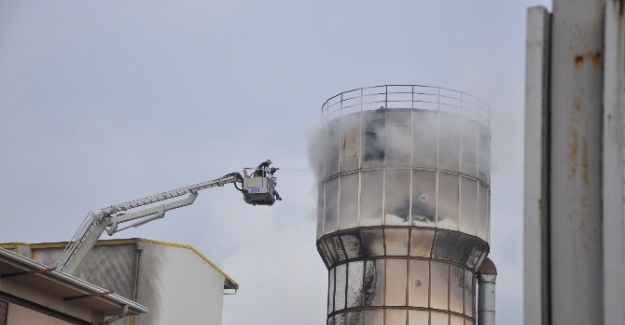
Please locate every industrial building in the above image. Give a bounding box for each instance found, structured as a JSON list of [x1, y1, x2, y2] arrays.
[[314, 85, 496, 325], [1, 239, 237, 325]]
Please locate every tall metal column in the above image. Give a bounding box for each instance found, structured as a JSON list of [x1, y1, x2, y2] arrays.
[[549, 1, 604, 324], [524, 1, 625, 324], [524, 6, 551, 325]]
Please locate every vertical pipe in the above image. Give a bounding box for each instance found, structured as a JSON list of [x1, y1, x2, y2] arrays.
[[477, 257, 497, 325]]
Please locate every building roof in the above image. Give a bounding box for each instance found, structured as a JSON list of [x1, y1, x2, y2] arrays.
[[1, 238, 239, 290], [0, 247, 149, 316]]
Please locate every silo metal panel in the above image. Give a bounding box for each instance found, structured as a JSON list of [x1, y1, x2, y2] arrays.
[[437, 173, 459, 230], [408, 259, 430, 307], [346, 311, 363, 325], [339, 174, 359, 230], [359, 171, 383, 227], [438, 114, 461, 173], [464, 269, 474, 318], [364, 309, 383, 325], [412, 111, 438, 169], [318, 125, 327, 183], [340, 234, 361, 259], [386, 309, 407, 324], [409, 228, 435, 258], [318, 238, 334, 268], [346, 261, 364, 308], [461, 119, 480, 178], [412, 170, 437, 226], [334, 263, 347, 311], [451, 235, 475, 265], [325, 119, 340, 179], [384, 228, 409, 256], [477, 184, 489, 241], [333, 313, 345, 325], [451, 315, 465, 325], [384, 169, 410, 225], [408, 310, 429, 325], [432, 311, 449, 324], [478, 126, 490, 184], [329, 236, 347, 262], [363, 259, 384, 307], [328, 267, 335, 313], [430, 261, 450, 310], [317, 185, 325, 240], [324, 177, 339, 235], [361, 111, 385, 169], [321, 237, 341, 264], [450, 265, 465, 314], [385, 259, 407, 306], [432, 230, 458, 260], [385, 111, 411, 167], [360, 229, 384, 257], [340, 114, 361, 173], [460, 177, 478, 237]]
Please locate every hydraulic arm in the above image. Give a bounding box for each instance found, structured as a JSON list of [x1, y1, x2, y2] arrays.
[[55, 172, 249, 275]]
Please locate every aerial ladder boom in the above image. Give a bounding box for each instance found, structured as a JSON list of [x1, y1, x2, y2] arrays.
[[55, 169, 279, 275]]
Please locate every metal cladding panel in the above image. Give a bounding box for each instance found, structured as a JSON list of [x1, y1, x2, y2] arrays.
[[32, 245, 136, 301], [78, 245, 136, 301], [132, 242, 225, 325]]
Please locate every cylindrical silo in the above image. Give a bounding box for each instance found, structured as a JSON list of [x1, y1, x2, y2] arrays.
[[315, 85, 491, 325]]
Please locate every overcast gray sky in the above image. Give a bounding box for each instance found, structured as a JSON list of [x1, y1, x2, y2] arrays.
[[0, 1, 550, 324]]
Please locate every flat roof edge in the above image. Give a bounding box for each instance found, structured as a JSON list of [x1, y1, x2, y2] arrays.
[[136, 238, 240, 290], [3, 238, 240, 290]]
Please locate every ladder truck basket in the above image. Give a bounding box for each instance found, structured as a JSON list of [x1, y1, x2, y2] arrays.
[[241, 167, 277, 206]]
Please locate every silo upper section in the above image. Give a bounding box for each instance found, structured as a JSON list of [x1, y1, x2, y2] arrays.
[[316, 85, 491, 242]]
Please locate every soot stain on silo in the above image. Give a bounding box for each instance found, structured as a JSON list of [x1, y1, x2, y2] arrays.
[[363, 260, 377, 306]]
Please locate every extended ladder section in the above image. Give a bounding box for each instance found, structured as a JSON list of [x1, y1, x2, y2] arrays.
[[101, 172, 242, 215], [54, 211, 108, 274], [55, 172, 243, 275]]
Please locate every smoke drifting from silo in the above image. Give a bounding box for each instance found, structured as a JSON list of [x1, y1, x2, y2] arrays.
[[307, 108, 490, 231], [306, 122, 323, 185]]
